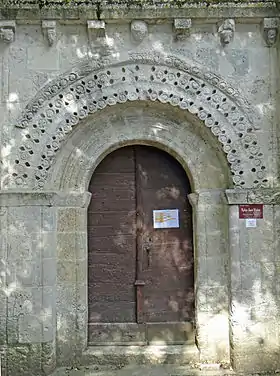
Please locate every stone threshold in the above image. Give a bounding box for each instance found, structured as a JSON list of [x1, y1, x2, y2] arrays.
[[79, 344, 200, 366], [50, 364, 236, 376]]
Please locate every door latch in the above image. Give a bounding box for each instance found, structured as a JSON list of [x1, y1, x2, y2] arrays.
[[144, 238, 152, 268]]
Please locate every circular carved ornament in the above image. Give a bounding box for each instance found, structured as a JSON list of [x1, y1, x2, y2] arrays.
[[6, 53, 266, 190]]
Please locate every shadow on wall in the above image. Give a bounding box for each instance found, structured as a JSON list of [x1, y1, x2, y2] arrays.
[[0, 21, 278, 376]]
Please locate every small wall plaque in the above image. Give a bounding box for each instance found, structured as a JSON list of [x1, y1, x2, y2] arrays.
[[245, 218, 257, 228], [153, 209, 179, 229], [239, 204, 263, 219]]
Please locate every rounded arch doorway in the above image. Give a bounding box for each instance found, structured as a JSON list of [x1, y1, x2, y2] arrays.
[[87, 145, 194, 345]]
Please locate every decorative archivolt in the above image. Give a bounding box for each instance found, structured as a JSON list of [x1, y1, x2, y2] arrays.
[[6, 52, 267, 190]]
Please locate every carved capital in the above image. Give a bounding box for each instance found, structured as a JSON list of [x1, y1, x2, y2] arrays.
[[87, 20, 106, 42], [130, 20, 148, 42], [42, 20, 57, 46], [0, 20, 15, 43], [218, 19, 235, 45], [263, 18, 279, 47], [173, 18, 192, 40]]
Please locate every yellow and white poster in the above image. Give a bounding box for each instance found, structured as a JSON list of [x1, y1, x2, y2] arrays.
[[153, 209, 179, 229]]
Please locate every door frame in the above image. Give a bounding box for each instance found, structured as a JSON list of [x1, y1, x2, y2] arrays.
[[54, 106, 231, 366], [87, 145, 196, 346]]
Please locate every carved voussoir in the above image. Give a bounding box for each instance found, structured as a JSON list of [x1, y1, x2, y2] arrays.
[[218, 19, 235, 45], [87, 20, 106, 41], [0, 20, 16, 43], [131, 20, 148, 42], [11, 55, 267, 190], [42, 20, 57, 46], [263, 18, 279, 47], [173, 18, 192, 40]]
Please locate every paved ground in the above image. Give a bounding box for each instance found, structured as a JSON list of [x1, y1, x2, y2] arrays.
[[51, 365, 235, 376]]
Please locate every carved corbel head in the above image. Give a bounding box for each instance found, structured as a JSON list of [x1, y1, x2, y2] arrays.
[[173, 18, 192, 41], [42, 20, 57, 46], [131, 20, 148, 43], [87, 20, 106, 43], [0, 21, 16, 43], [218, 19, 235, 45], [263, 18, 279, 47]]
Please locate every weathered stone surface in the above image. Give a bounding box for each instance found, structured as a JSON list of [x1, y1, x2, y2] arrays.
[[131, 20, 148, 42], [42, 20, 57, 47], [0, 2, 279, 375], [263, 17, 279, 46], [6, 344, 42, 376]]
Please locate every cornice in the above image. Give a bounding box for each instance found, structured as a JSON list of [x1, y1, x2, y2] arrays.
[[0, 1, 278, 22]]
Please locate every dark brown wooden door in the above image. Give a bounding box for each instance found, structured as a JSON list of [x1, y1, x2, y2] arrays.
[[88, 146, 194, 345]]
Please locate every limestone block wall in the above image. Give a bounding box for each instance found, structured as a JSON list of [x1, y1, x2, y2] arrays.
[[0, 1, 279, 375], [226, 190, 280, 372], [0, 196, 57, 374], [0, 12, 277, 191]]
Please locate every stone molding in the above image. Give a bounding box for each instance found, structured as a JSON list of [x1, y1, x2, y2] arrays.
[[188, 189, 227, 206], [0, 1, 277, 21], [0, 191, 91, 207], [226, 188, 280, 204], [5, 53, 267, 191], [2, 187, 278, 210]]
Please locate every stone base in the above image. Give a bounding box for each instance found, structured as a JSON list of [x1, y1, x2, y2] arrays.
[[79, 345, 200, 367], [49, 364, 235, 376]]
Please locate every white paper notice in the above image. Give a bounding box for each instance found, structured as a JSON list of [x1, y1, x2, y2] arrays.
[[153, 209, 179, 229], [245, 218, 257, 228]]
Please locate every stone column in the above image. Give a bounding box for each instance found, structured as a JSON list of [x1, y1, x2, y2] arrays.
[[188, 189, 230, 365], [0, 191, 90, 376], [56, 191, 91, 366], [226, 189, 280, 373]]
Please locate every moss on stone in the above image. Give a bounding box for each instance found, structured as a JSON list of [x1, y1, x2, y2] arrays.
[[0, 0, 276, 7]]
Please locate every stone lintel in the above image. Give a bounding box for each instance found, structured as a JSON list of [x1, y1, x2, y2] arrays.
[[226, 188, 280, 204], [0, 191, 91, 207]]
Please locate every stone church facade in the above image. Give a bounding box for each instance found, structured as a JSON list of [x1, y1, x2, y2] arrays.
[[0, 0, 279, 375]]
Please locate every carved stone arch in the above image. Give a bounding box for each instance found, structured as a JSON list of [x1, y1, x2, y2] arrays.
[[49, 102, 230, 191], [4, 53, 267, 190]]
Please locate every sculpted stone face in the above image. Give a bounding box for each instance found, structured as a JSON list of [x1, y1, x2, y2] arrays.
[[220, 29, 234, 44], [266, 28, 277, 46], [218, 19, 235, 45], [0, 27, 14, 43], [131, 20, 148, 42], [47, 28, 56, 46]]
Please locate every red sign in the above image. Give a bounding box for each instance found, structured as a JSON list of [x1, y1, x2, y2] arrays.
[[239, 204, 263, 219]]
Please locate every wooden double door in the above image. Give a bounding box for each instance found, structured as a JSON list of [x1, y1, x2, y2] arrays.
[[88, 146, 194, 345]]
